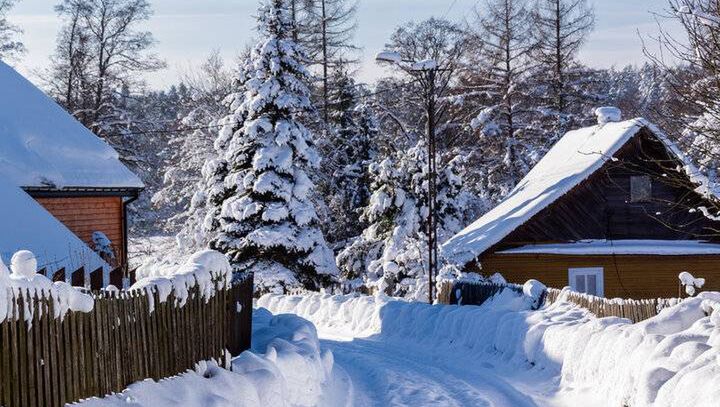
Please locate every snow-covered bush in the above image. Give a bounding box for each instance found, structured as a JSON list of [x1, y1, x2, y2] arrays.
[[204, 0, 337, 294], [91, 231, 115, 262]]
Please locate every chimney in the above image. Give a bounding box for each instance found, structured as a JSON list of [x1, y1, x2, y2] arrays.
[[594, 106, 622, 125]]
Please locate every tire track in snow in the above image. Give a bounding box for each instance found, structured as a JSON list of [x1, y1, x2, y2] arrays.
[[321, 336, 539, 407]]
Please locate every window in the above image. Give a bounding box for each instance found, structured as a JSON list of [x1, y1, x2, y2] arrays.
[[568, 267, 604, 297], [630, 175, 652, 202]]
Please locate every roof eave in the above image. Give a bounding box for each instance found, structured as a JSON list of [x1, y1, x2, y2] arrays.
[[23, 186, 144, 198]]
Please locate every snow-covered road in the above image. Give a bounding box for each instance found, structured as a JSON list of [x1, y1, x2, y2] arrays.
[[319, 331, 541, 407]]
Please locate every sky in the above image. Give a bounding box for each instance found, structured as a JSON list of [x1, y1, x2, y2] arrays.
[[6, 0, 683, 89]]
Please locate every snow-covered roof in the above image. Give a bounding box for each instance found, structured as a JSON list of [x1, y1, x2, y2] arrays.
[[0, 178, 109, 274], [0, 61, 143, 189], [442, 118, 712, 265], [496, 240, 720, 256]]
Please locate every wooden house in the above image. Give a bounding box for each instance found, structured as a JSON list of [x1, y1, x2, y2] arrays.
[[0, 61, 143, 279], [442, 114, 720, 299]]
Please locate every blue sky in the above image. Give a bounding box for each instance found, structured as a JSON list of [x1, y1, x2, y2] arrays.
[[7, 0, 682, 89]]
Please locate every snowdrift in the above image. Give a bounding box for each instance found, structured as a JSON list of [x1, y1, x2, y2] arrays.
[[258, 290, 720, 407], [78, 310, 337, 407]]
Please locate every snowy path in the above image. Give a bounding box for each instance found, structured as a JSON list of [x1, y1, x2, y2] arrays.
[[319, 331, 540, 407]]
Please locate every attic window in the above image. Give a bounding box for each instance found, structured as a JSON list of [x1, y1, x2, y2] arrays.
[[630, 175, 652, 203]]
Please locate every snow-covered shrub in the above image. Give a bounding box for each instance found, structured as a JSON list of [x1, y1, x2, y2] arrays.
[[202, 0, 337, 294], [91, 231, 115, 262], [78, 310, 336, 407]]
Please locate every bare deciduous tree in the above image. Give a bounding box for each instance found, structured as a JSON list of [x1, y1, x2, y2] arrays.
[[0, 0, 24, 60], [644, 0, 720, 219], [49, 0, 165, 138], [301, 0, 358, 125], [531, 0, 594, 114]]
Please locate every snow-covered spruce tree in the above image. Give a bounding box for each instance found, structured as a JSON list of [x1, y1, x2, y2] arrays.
[[317, 65, 378, 245], [209, 0, 338, 294], [337, 141, 469, 300]]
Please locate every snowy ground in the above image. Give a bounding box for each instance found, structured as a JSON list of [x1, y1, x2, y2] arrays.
[[260, 293, 595, 407], [78, 286, 720, 406], [259, 290, 720, 407]]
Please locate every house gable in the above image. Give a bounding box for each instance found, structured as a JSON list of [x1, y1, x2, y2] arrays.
[[492, 128, 720, 251], [442, 118, 720, 267]]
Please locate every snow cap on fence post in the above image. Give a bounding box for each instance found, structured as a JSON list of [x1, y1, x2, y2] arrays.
[[523, 279, 547, 310], [11, 250, 37, 279]]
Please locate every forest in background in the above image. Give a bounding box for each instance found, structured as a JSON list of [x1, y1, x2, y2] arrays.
[[2, 0, 720, 298]]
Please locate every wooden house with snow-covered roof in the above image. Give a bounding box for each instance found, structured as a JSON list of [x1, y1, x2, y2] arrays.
[[442, 110, 720, 299], [0, 61, 143, 283]]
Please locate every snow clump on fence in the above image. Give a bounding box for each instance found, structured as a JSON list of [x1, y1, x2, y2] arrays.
[[0, 250, 94, 324], [130, 249, 233, 312]]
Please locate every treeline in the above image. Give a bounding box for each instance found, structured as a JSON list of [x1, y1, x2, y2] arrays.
[[1, 0, 719, 299]]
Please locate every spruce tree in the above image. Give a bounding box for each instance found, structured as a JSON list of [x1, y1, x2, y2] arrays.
[[209, 0, 337, 293]]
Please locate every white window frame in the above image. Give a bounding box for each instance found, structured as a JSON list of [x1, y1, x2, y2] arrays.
[[568, 267, 605, 297]]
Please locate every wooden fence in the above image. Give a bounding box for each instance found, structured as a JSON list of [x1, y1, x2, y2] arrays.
[[437, 281, 522, 306], [47, 266, 137, 291], [0, 276, 253, 407], [438, 280, 677, 323], [543, 287, 678, 323]]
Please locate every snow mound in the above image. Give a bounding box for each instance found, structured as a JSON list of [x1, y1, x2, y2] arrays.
[[130, 250, 233, 312], [77, 310, 338, 407], [259, 290, 720, 407]]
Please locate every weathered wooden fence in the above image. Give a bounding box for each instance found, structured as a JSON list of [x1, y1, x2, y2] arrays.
[[438, 280, 678, 323], [0, 276, 253, 407], [543, 287, 678, 323]]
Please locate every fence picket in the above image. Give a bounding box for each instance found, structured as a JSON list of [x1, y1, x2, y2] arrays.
[[440, 281, 676, 323]]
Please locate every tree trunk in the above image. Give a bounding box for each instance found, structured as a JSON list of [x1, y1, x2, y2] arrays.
[[554, 0, 564, 114], [322, 0, 329, 126]]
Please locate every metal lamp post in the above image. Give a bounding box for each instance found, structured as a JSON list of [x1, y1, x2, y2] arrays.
[[376, 51, 444, 303]]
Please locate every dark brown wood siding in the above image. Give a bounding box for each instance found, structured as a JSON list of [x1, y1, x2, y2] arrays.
[[479, 253, 720, 299], [495, 129, 720, 250], [34, 196, 124, 265]]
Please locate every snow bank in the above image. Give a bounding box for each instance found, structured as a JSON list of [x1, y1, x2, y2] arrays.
[[259, 290, 720, 406], [0, 250, 93, 324], [130, 250, 233, 312], [77, 310, 338, 407]]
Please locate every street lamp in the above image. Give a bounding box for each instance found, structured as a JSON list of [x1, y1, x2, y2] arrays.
[[376, 50, 445, 303]]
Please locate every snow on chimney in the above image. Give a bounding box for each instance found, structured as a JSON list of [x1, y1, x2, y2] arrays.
[[595, 106, 622, 125]]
